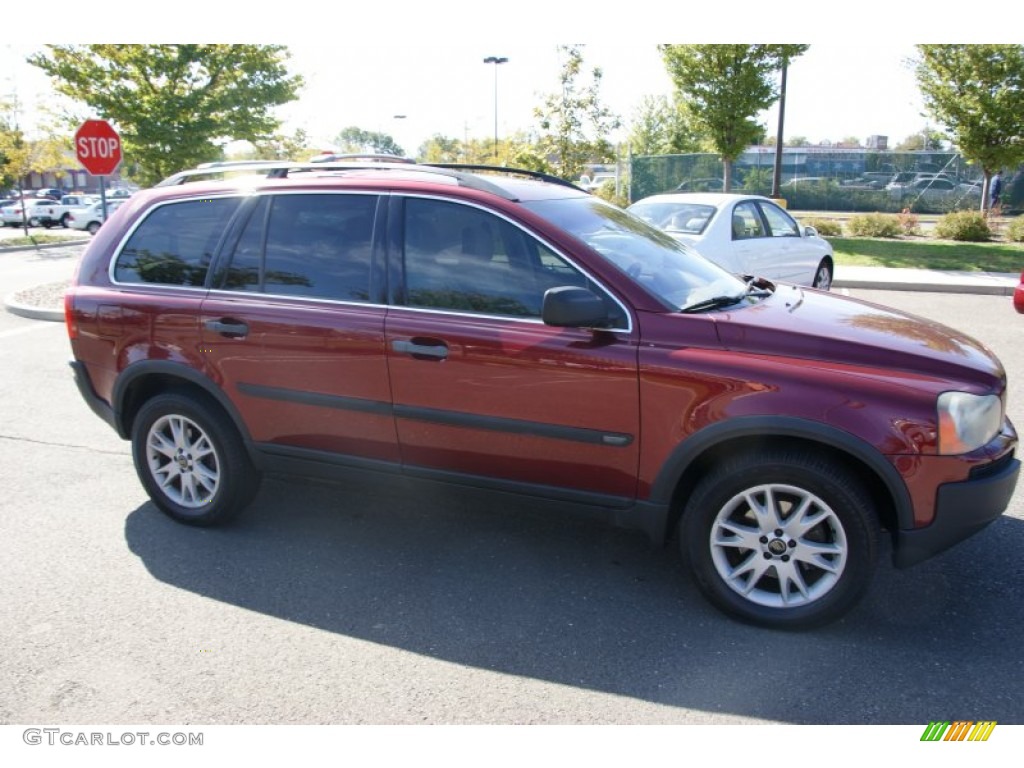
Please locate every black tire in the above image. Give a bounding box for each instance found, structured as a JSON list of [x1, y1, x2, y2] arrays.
[[86, 221, 100, 235], [681, 449, 879, 629], [812, 259, 833, 291], [60, 213, 71, 228], [131, 393, 261, 526], [27, 216, 41, 227]]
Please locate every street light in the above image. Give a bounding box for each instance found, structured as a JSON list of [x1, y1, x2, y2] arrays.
[[483, 56, 508, 163]]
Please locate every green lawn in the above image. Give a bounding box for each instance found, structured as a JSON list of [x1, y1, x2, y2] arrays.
[[830, 237, 1023, 272], [0, 233, 86, 248]]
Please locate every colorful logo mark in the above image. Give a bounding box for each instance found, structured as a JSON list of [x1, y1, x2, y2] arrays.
[[920, 721, 997, 742]]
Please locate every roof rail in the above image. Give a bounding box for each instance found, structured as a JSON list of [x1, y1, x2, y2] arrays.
[[424, 163, 585, 192], [154, 160, 586, 201]]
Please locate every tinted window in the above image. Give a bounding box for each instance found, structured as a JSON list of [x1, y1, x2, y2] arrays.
[[402, 197, 606, 320], [221, 194, 377, 302], [114, 198, 241, 286]]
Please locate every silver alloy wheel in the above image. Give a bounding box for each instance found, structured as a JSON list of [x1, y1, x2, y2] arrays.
[[708, 483, 847, 609], [146, 414, 221, 508], [814, 264, 832, 290]]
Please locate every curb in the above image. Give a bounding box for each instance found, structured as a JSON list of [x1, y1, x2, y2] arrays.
[[833, 279, 1016, 296], [3, 293, 64, 322]]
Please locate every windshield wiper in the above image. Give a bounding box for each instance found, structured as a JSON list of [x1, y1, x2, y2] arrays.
[[681, 281, 773, 314]]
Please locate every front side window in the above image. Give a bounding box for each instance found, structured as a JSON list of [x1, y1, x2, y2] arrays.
[[525, 196, 745, 312], [402, 197, 615, 321], [758, 201, 800, 238], [114, 197, 241, 286], [220, 193, 378, 302]]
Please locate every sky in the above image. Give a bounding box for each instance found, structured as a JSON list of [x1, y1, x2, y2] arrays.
[[0, 4, 1004, 159]]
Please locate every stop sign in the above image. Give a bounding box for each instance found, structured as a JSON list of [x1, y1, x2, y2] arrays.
[[75, 119, 122, 176]]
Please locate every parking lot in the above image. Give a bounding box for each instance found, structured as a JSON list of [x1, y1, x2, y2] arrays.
[[0, 243, 1021, 727]]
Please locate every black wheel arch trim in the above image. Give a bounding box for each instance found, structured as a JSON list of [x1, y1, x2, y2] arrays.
[[648, 415, 915, 533], [111, 360, 257, 460]]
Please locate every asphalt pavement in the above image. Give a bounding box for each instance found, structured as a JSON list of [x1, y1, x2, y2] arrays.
[[1, 238, 1020, 323]]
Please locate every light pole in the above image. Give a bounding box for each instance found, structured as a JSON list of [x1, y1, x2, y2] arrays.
[[483, 56, 508, 163]]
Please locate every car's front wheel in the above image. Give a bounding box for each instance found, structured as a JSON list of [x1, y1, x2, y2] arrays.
[[681, 449, 879, 629], [131, 393, 261, 526], [86, 221, 100, 235], [812, 259, 833, 291]]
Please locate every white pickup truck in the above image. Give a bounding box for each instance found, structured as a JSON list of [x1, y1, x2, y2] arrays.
[[37, 194, 98, 228]]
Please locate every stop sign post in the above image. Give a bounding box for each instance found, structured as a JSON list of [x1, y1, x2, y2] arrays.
[[75, 119, 122, 220]]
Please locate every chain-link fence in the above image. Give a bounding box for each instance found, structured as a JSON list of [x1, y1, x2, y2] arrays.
[[629, 149, 1022, 214]]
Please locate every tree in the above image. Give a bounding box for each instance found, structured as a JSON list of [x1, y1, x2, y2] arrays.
[[660, 44, 808, 191], [914, 44, 1024, 210], [334, 126, 405, 157], [533, 45, 621, 181], [28, 44, 302, 186], [627, 95, 704, 156], [245, 129, 316, 161]]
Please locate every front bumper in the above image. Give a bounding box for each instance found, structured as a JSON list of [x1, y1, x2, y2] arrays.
[[894, 451, 1020, 568]]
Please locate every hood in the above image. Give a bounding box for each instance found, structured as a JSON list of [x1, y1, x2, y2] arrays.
[[710, 284, 1005, 391]]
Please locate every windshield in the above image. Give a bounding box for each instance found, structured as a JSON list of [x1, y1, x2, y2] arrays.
[[524, 196, 746, 311]]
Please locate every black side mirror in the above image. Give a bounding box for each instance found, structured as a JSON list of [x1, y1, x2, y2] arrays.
[[542, 286, 610, 328]]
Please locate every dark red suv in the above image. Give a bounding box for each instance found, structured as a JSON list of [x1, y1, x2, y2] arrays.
[[65, 161, 1019, 629]]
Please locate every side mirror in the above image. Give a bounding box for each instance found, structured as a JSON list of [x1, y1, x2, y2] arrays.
[[542, 286, 610, 328], [803, 225, 819, 238]]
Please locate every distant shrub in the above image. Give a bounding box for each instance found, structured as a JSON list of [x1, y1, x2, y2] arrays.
[[801, 217, 842, 237], [1003, 215, 1024, 243], [846, 213, 901, 238], [934, 211, 991, 242]]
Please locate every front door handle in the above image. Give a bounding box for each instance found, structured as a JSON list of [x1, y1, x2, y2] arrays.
[[205, 319, 249, 338], [392, 339, 449, 360]]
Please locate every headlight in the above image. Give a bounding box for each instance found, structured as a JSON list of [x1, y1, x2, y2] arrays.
[[937, 392, 1002, 455]]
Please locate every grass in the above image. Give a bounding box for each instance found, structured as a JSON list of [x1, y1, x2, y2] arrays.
[[830, 237, 1023, 272], [0, 232, 86, 248]]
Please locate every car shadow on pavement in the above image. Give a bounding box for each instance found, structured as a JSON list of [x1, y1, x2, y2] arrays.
[[124, 470, 1024, 724]]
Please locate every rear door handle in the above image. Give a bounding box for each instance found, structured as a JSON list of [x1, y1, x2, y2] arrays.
[[205, 319, 249, 338], [392, 339, 448, 360]]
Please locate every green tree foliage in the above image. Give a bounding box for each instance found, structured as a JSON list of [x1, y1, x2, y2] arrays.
[[247, 129, 316, 161], [914, 44, 1024, 209], [28, 44, 302, 186], [660, 44, 808, 190], [334, 126, 405, 157], [627, 95, 704, 156], [533, 45, 621, 181]]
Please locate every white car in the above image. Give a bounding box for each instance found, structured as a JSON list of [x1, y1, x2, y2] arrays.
[[1, 198, 58, 227], [66, 199, 125, 234], [626, 193, 834, 290]]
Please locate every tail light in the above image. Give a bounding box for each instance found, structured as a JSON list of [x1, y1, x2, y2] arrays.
[[64, 290, 77, 340]]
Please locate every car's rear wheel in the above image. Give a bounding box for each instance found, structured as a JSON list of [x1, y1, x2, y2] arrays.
[[812, 260, 833, 290], [131, 393, 261, 526], [27, 216, 41, 227], [681, 449, 878, 629], [86, 221, 100, 235]]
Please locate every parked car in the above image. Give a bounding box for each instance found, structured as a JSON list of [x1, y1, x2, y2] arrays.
[[66, 199, 124, 234], [892, 177, 981, 205], [627, 192, 834, 289], [2, 198, 57, 227], [1015, 269, 1024, 313], [64, 159, 1019, 630], [34, 187, 65, 201]]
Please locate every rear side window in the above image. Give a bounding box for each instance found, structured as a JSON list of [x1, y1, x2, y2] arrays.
[[220, 193, 378, 302], [114, 198, 241, 286]]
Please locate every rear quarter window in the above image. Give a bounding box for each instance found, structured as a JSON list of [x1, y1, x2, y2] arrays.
[[113, 197, 241, 286]]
